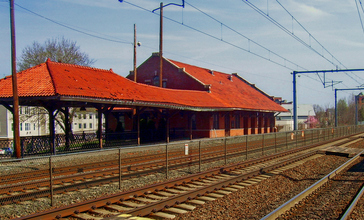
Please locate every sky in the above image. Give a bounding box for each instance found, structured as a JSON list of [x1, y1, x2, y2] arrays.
[[1, 0, 364, 108]]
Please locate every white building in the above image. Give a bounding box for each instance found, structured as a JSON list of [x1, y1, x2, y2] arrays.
[[275, 103, 316, 131], [0, 106, 104, 139]]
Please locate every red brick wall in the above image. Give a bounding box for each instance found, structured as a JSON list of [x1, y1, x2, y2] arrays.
[[230, 129, 244, 136], [131, 55, 205, 91]]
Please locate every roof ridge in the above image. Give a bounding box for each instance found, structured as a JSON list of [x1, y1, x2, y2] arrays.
[[46, 58, 114, 73]]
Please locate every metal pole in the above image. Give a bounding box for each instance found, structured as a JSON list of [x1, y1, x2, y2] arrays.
[[224, 137, 227, 165], [166, 144, 168, 179], [262, 134, 265, 155], [335, 89, 338, 127], [246, 135, 248, 160], [49, 156, 54, 206], [133, 24, 137, 82], [355, 95, 358, 126], [199, 141, 201, 172], [10, 0, 20, 159], [293, 71, 298, 130], [119, 148, 122, 190], [159, 2, 163, 88], [274, 132, 277, 153]]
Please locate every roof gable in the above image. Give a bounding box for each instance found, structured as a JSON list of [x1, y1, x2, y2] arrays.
[[167, 59, 287, 112]]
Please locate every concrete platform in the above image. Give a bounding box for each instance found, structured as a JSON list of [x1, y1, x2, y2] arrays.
[[318, 146, 364, 158]]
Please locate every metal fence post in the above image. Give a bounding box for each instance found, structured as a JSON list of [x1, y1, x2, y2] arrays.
[[119, 148, 122, 190], [224, 137, 227, 165], [246, 135, 248, 160], [295, 131, 298, 148], [262, 134, 265, 155], [199, 141, 201, 172], [275, 132, 277, 153], [49, 156, 54, 206], [166, 144, 169, 179]]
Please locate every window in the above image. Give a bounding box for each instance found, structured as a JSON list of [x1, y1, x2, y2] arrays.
[[84, 123, 87, 128], [153, 76, 160, 86], [83, 114, 87, 119], [79, 123, 82, 129], [20, 123, 23, 131], [25, 123, 31, 131], [34, 124, 36, 130], [89, 123, 93, 129], [213, 113, 219, 129], [78, 114, 82, 119], [24, 107, 29, 114], [89, 114, 92, 119], [192, 114, 196, 130], [19, 107, 22, 115], [235, 114, 240, 128]]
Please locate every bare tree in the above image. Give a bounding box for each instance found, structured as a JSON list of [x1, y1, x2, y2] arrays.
[[18, 37, 95, 71], [17, 37, 95, 135]]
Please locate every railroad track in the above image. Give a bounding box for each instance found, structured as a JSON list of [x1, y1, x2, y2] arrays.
[[2, 132, 347, 206], [262, 149, 364, 220], [16, 135, 364, 219], [17, 149, 319, 219]]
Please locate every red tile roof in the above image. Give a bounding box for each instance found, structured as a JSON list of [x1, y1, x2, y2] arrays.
[[167, 59, 287, 112], [0, 59, 226, 110], [0, 59, 286, 112]]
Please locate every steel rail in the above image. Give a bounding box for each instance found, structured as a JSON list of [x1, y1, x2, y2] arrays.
[[261, 149, 364, 220], [2, 134, 360, 206], [17, 149, 317, 220], [340, 181, 364, 220]]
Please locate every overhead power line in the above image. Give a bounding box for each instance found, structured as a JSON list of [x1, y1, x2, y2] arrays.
[[243, 0, 364, 86], [14, 3, 132, 45], [121, 0, 307, 71], [355, 0, 364, 35]]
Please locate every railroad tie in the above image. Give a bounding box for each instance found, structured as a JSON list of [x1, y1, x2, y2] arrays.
[[229, 184, 245, 189], [105, 204, 133, 212], [187, 199, 205, 205], [197, 196, 216, 201], [89, 208, 115, 215], [145, 194, 168, 200], [223, 187, 238, 192], [165, 207, 189, 214], [215, 190, 231, 195], [206, 193, 224, 198], [175, 203, 196, 211], [155, 191, 175, 197], [134, 197, 159, 203], [165, 188, 187, 194], [120, 201, 146, 208], [150, 212, 176, 219], [73, 213, 103, 220], [243, 180, 258, 184], [174, 186, 194, 191]]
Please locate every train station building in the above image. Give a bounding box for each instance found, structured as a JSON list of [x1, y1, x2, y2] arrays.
[[0, 55, 287, 152]]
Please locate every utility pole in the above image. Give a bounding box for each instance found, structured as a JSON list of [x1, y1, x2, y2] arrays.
[[133, 24, 137, 82], [292, 71, 298, 130], [159, 2, 163, 88], [10, 0, 21, 158], [150, 1, 184, 88]]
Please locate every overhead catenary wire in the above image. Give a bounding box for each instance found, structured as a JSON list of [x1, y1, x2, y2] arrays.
[[355, 0, 364, 35], [120, 0, 310, 71], [14, 3, 132, 45], [275, 0, 364, 83], [243, 0, 364, 87]]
